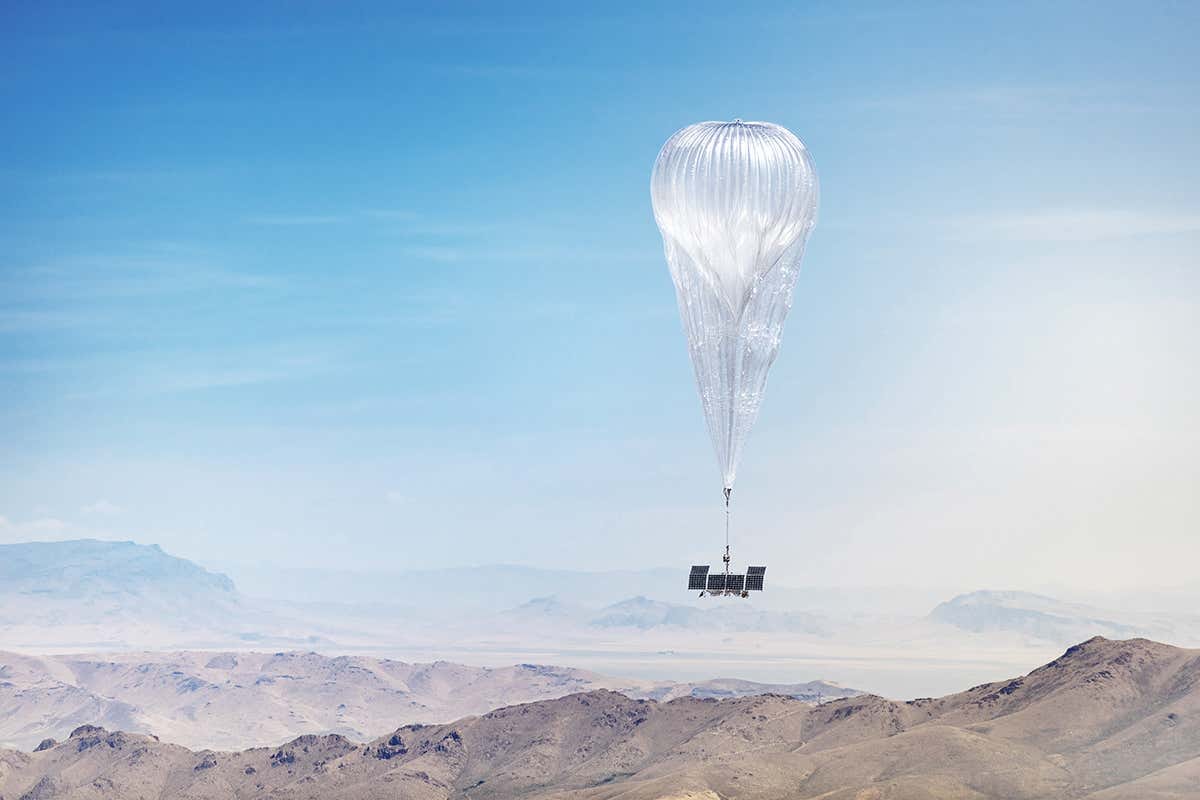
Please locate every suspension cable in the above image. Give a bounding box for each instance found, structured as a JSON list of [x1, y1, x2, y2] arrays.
[[723, 487, 732, 583]]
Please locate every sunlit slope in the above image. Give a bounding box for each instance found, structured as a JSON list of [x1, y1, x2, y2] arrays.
[[1, 637, 1196, 799], [0, 650, 858, 751]]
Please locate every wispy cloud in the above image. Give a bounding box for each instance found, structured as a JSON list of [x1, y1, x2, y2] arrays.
[[0, 356, 88, 374], [0, 514, 73, 543], [440, 63, 557, 80], [15, 14, 548, 50], [361, 209, 421, 222], [247, 208, 500, 239], [856, 86, 1177, 117], [385, 221, 503, 238], [43, 167, 231, 185], [947, 209, 1200, 242], [397, 245, 464, 263], [156, 362, 319, 393], [82, 499, 123, 516], [244, 214, 348, 226], [53, 343, 339, 398], [3, 257, 281, 304], [0, 308, 106, 332]]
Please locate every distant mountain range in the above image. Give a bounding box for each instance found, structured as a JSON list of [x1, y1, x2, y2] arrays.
[[929, 589, 1200, 646], [2, 637, 1197, 799], [14, 539, 1195, 645], [0, 540, 323, 650], [208, 559, 962, 616], [5, 539, 1200, 701], [0, 539, 237, 618], [0, 650, 859, 751], [507, 594, 831, 635], [207, 560, 688, 609], [0, 540, 834, 645]]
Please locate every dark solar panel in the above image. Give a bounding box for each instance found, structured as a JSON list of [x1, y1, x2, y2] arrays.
[[687, 565, 709, 590], [726, 573, 745, 592], [706, 573, 726, 591], [745, 566, 766, 591]]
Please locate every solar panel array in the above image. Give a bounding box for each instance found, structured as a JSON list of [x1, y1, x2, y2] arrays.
[[689, 565, 765, 594], [745, 565, 766, 591]]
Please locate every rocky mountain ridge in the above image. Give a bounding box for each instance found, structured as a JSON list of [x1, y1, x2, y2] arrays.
[[0, 650, 858, 751], [1, 637, 1196, 799]]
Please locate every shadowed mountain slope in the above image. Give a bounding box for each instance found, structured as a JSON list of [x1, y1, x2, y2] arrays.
[[0, 637, 1196, 799]]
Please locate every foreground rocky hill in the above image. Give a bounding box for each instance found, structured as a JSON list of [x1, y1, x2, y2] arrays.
[[0, 650, 857, 750], [1, 637, 1196, 799]]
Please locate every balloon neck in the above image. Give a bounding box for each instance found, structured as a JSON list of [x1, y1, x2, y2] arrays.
[[723, 486, 732, 507]]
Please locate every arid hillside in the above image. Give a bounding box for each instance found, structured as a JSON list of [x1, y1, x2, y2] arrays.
[[0, 637, 1196, 799], [0, 650, 857, 750]]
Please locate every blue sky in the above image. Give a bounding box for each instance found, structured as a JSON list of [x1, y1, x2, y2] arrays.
[[2, 2, 1197, 592]]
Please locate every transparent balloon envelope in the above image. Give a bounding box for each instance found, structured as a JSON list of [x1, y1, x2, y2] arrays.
[[651, 119, 819, 493]]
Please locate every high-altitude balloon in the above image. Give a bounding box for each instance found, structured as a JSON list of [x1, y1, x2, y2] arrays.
[[651, 120, 818, 493]]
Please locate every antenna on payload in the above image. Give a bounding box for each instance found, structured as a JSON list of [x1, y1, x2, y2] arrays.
[[683, 487, 766, 599]]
